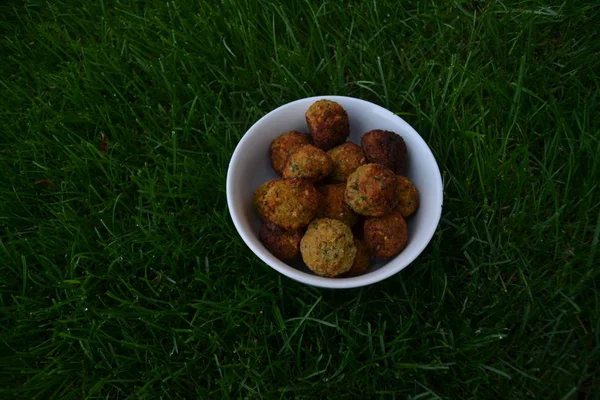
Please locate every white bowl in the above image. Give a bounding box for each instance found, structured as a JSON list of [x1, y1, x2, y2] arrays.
[[226, 96, 443, 289]]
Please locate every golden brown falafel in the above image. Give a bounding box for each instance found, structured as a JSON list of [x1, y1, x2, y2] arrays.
[[259, 221, 302, 260], [261, 178, 320, 229], [305, 100, 350, 150], [361, 130, 408, 175], [253, 179, 279, 220], [300, 218, 357, 277], [282, 144, 333, 181], [341, 239, 370, 277], [363, 211, 408, 259], [345, 164, 399, 216], [317, 183, 358, 227], [269, 131, 311, 175], [327, 142, 367, 182], [395, 176, 419, 217]]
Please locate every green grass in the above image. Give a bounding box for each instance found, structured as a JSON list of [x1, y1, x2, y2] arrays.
[[1, 0, 599, 398]]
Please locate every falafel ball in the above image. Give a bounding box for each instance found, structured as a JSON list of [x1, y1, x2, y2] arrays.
[[341, 239, 370, 277], [317, 183, 358, 227], [395, 176, 419, 217], [363, 211, 408, 259], [327, 142, 367, 182], [282, 144, 333, 181], [269, 131, 311, 175], [361, 130, 408, 175], [300, 218, 357, 277], [259, 221, 302, 260], [253, 179, 279, 220], [261, 178, 320, 230], [305, 100, 350, 150], [345, 164, 399, 216]]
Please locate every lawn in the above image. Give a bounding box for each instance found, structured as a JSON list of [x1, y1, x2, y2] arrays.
[[1, 0, 599, 398]]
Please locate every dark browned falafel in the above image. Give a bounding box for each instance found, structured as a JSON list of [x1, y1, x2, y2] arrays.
[[363, 211, 408, 259], [305, 100, 350, 150], [259, 221, 302, 260], [361, 129, 408, 175]]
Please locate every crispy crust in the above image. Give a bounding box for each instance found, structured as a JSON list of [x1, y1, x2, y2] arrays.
[[282, 144, 333, 181], [261, 178, 320, 229], [300, 218, 356, 277], [269, 131, 311, 175], [317, 183, 358, 227], [305, 100, 350, 150], [363, 212, 408, 259], [259, 221, 302, 260], [345, 164, 399, 216], [327, 142, 367, 182], [395, 176, 419, 217], [253, 179, 280, 220], [361, 130, 408, 175]]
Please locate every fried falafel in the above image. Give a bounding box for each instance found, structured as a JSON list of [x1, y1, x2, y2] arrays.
[[305, 100, 350, 150], [361, 129, 408, 175], [253, 179, 279, 220], [363, 211, 408, 259], [259, 221, 302, 260], [282, 144, 333, 181], [260, 178, 320, 229], [300, 218, 357, 277], [270, 131, 311, 175], [317, 183, 358, 227], [327, 142, 367, 182], [395, 175, 419, 217], [345, 164, 399, 216]]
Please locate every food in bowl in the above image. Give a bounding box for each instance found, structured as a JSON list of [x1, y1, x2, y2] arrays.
[[255, 178, 320, 230], [250, 99, 423, 278], [395, 175, 419, 217], [253, 179, 279, 221], [361, 129, 408, 175], [317, 183, 358, 227], [344, 163, 399, 217], [258, 221, 302, 260], [282, 144, 333, 181], [269, 130, 311, 175], [327, 142, 367, 182], [300, 218, 357, 277], [363, 211, 408, 259], [305, 99, 350, 150]]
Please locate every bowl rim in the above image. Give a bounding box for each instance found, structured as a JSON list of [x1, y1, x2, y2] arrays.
[[226, 95, 443, 289]]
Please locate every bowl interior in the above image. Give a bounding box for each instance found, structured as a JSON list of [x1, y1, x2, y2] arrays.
[[227, 96, 443, 288]]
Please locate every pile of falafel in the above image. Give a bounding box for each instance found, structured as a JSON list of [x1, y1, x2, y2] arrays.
[[253, 99, 419, 278]]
